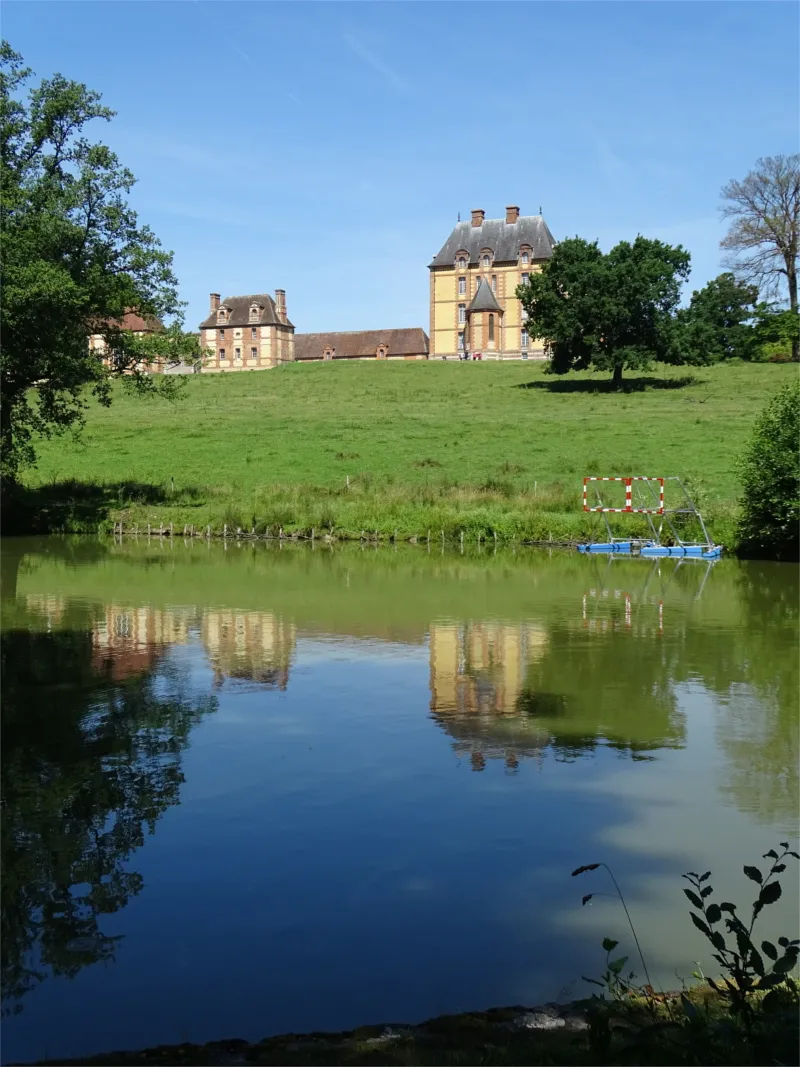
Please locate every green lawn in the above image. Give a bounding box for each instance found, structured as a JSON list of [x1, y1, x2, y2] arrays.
[[19, 360, 796, 545]]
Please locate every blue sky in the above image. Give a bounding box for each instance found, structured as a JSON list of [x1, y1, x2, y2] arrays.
[[4, 1, 798, 333]]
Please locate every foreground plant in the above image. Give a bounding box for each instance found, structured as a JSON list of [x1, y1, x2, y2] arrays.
[[573, 843, 800, 1065], [682, 841, 799, 1018]]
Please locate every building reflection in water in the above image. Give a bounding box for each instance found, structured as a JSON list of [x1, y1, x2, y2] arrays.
[[429, 622, 550, 772], [201, 611, 295, 690], [24, 598, 296, 690]]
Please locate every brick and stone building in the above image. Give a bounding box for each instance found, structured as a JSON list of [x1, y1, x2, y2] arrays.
[[294, 327, 428, 363], [89, 310, 165, 372], [428, 206, 555, 360], [198, 290, 295, 372]]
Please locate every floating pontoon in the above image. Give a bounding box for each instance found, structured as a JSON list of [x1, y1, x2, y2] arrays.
[[577, 476, 723, 558]]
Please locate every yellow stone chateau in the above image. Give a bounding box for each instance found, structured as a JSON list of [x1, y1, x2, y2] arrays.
[[428, 205, 555, 360]]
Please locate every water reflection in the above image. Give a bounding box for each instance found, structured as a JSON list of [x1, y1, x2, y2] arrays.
[[1, 597, 217, 1016], [430, 622, 551, 770], [202, 611, 295, 690], [1, 539, 798, 1050]]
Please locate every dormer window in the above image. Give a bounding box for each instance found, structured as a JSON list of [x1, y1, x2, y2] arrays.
[[519, 246, 532, 266], [377, 345, 387, 359], [455, 252, 468, 270], [481, 252, 492, 268], [217, 307, 228, 325], [249, 303, 261, 323]]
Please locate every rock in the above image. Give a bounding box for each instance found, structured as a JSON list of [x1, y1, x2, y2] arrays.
[[560, 1013, 590, 1032], [513, 1010, 566, 1030]]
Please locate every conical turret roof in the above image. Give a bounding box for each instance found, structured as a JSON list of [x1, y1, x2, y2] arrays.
[[467, 278, 503, 314]]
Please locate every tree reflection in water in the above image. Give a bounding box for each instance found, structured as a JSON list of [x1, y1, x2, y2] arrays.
[[1, 600, 216, 1015]]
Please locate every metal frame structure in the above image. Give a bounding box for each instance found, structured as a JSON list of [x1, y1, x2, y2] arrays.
[[579, 476, 721, 558]]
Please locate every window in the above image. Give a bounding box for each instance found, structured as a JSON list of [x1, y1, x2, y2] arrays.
[[491, 274, 497, 293], [234, 347, 241, 360], [458, 332, 464, 351], [219, 348, 225, 360], [251, 347, 257, 358], [482, 254, 490, 268], [458, 303, 466, 324], [488, 314, 495, 342], [457, 256, 467, 269], [521, 272, 529, 285], [251, 326, 257, 339], [458, 276, 466, 295], [219, 328, 225, 337], [521, 328, 529, 348], [521, 251, 530, 265], [521, 308, 528, 322]]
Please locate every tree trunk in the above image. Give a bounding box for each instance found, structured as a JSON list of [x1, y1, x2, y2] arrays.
[[789, 269, 798, 362], [612, 361, 624, 388]]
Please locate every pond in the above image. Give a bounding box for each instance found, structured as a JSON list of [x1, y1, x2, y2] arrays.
[[1, 537, 798, 1063]]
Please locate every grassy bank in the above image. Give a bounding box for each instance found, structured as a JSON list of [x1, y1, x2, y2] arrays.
[[13, 361, 796, 546]]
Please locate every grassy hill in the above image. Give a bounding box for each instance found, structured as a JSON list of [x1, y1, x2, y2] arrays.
[[17, 360, 796, 546]]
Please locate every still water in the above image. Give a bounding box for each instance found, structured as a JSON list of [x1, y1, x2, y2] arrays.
[[1, 538, 798, 1062]]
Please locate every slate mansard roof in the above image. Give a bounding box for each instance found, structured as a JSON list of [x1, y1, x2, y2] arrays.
[[294, 328, 429, 361], [429, 214, 556, 268], [198, 294, 294, 330], [467, 278, 503, 314]]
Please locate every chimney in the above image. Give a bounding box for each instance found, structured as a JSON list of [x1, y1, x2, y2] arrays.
[[209, 293, 220, 313], [470, 209, 485, 228], [506, 205, 520, 224], [275, 289, 286, 323]]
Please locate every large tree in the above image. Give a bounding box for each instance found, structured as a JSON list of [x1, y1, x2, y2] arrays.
[[517, 235, 690, 387], [674, 272, 759, 364], [720, 154, 800, 362], [0, 43, 201, 485]]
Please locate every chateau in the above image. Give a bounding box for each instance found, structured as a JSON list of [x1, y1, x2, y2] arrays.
[[428, 206, 555, 360], [198, 291, 295, 372]]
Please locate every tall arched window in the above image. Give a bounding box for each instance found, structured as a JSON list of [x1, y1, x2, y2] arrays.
[[482, 254, 490, 268], [488, 314, 495, 342]]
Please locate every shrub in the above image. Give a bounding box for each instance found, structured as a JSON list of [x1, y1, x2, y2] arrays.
[[736, 380, 800, 562]]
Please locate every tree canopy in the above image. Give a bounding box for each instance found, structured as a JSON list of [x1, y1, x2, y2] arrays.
[[0, 42, 201, 485], [674, 272, 759, 364], [720, 154, 800, 362], [736, 380, 800, 562], [517, 235, 691, 386]]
